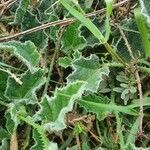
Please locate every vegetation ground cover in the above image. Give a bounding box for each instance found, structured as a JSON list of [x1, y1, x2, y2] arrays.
[[0, 0, 150, 149]]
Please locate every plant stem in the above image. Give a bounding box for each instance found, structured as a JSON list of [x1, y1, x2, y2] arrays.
[[0, 0, 130, 42], [42, 27, 65, 96]]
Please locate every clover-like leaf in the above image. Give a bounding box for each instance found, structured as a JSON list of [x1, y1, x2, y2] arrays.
[[0, 41, 40, 73], [67, 54, 110, 92], [35, 81, 85, 131], [5, 69, 46, 104]]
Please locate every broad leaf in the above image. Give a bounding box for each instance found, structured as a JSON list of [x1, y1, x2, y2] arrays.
[[0, 41, 40, 73], [13, 0, 29, 24], [0, 128, 9, 141], [0, 139, 9, 150], [80, 17, 105, 47], [61, 22, 87, 55], [79, 94, 111, 121], [67, 54, 110, 92], [21, 11, 48, 49], [35, 81, 85, 131], [5, 69, 46, 104], [0, 71, 8, 100], [78, 94, 138, 121], [58, 57, 72, 68], [114, 19, 144, 61], [59, 50, 81, 68]]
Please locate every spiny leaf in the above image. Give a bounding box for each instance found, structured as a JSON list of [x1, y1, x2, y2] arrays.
[[0, 41, 40, 73], [59, 50, 81, 68], [5, 69, 46, 104], [61, 22, 87, 55], [35, 81, 85, 131], [38, 0, 58, 22], [80, 17, 105, 47], [31, 129, 58, 150], [78, 94, 138, 121], [13, 0, 29, 24], [0, 71, 8, 100], [0, 128, 9, 141], [67, 54, 110, 92], [21, 11, 48, 49], [79, 94, 111, 121], [60, 0, 105, 42], [30, 129, 45, 150], [18, 115, 51, 150], [58, 57, 72, 68]]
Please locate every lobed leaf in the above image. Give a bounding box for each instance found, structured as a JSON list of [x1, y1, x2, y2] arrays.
[[0, 41, 40, 73], [67, 54, 110, 92], [5, 69, 46, 104], [0, 71, 8, 100], [61, 22, 87, 55], [21, 11, 48, 49], [35, 81, 85, 131], [78, 94, 138, 121], [13, 0, 29, 24]]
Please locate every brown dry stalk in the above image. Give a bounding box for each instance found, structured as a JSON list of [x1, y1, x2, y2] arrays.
[[0, 0, 17, 17], [0, 0, 130, 42], [115, 23, 144, 135], [10, 132, 18, 150]]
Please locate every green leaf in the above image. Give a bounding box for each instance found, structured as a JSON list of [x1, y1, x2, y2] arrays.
[[0, 128, 9, 141], [128, 97, 150, 108], [5, 69, 46, 104], [124, 117, 140, 149], [67, 54, 110, 92], [0, 71, 8, 100], [21, 11, 48, 49], [78, 94, 138, 121], [0, 139, 9, 150], [80, 17, 105, 47], [31, 129, 44, 150], [139, 0, 150, 25], [30, 129, 58, 150], [35, 81, 85, 131], [13, 0, 29, 24], [59, 50, 81, 68], [58, 57, 72, 68], [60, 0, 126, 66], [114, 19, 144, 61], [134, 7, 150, 57], [105, 0, 113, 41], [61, 22, 87, 55], [0, 41, 40, 73], [79, 94, 111, 121], [84, 0, 94, 9], [60, 0, 105, 43]]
